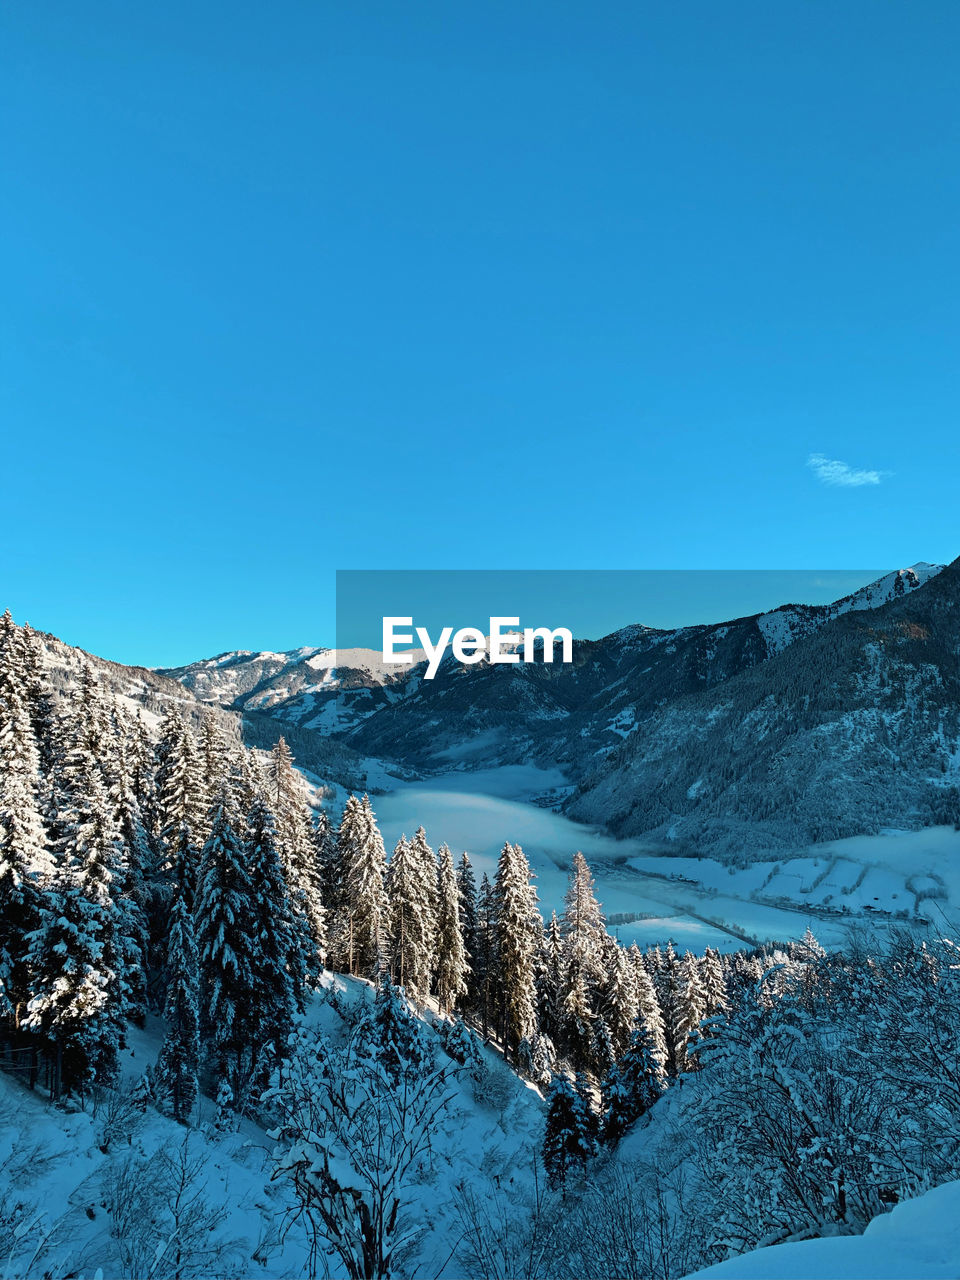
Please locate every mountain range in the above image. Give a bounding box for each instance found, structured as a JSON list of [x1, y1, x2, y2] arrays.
[[14, 558, 959, 860], [150, 559, 960, 857]]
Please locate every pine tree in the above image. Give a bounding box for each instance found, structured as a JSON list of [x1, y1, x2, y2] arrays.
[[155, 708, 205, 884], [194, 794, 260, 1096], [336, 795, 387, 978], [157, 892, 200, 1123], [538, 911, 564, 1044], [673, 950, 707, 1073], [197, 715, 234, 831], [474, 873, 498, 1036], [267, 738, 327, 975], [25, 718, 124, 1091], [0, 618, 49, 1026], [633, 952, 668, 1073], [246, 795, 300, 1048], [542, 1072, 598, 1194], [557, 853, 607, 1070], [494, 842, 540, 1058], [18, 622, 59, 780], [434, 844, 468, 1014], [385, 835, 434, 997], [456, 852, 479, 1008], [360, 979, 433, 1086], [602, 1024, 666, 1144], [409, 826, 439, 983], [598, 944, 639, 1061]]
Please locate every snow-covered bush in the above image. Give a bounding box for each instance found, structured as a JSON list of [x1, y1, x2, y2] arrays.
[[265, 990, 454, 1280]]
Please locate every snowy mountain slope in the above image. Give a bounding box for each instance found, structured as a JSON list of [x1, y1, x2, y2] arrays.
[[159, 563, 946, 791], [0, 978, 545, 1280], [569, 557, 960, 855], [684, 1178, 960, 1280], [23, 622, 238, 738]]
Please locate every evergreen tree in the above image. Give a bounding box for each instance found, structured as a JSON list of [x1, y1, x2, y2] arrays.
[[18, 622, 59, 780], [538, 911, 564, 1044], [434, 844, 468, 1013], [673, 950, 707, 1072], [599, 943, 639, 1061], [474, 872, 498, 1037], [556, 853, 607, 1070], [267, 738, 327, 975], [542, 1072, 598, 1194], [409, 826, 439, 983], [494, 842, 540, 1058], [634, 952, 669, 1073], [385, 834, 433, 997], [155, 709, 205, 879], [0, 619, 49, 1025], [156, 892, 200, 1123], [25, 725, 124, 1090], [602, 1024, 666, 1144], [194, 795, 260, 1096], [361, 978, 433, 1086], [336, 795, 388, 978], [247, 795, 301, 1046], [456, 852, 479, 1008]]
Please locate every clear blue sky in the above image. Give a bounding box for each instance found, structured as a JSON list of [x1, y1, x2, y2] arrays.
[[2, 2, 958, 665]]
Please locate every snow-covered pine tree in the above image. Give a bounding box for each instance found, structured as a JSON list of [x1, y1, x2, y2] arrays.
[[672, 949, 708, 1073], [542, 1072, 598, 1195], [494, 842, 540, 1058], [598, 943, 639, 1061], [557, 852, 607, 1070], [359, 978, 434, 1086], [700, 945, 730, 1020], [194, 793, 260, 1099], [246, 795, 301, 1050], [197, 714, 234, 828], [104, 704, 150, 1025], [336, 795, 388, 978], [633, 951, 669, 1073], [537, 910, 564, 1046], [312, 805, 338, 907], [18, 622, 59, 780], [456, 852, 479, 1009], [409, 826, 439, 985], [155, 708, 205, 883], [602, 1023, 666, 1144], [25, 692, 126, 1091], [0, 616, 49, 1027], [474, 872, 498, 1036], [654, 941, 683, 1075], [156, 891, 200, 1124], [385, 834, 434, 998], [266, 739, 327, 976], [434, 844, 468, 1014]]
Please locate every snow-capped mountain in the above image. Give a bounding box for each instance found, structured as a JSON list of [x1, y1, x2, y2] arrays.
[[159, 562, 952, 837]]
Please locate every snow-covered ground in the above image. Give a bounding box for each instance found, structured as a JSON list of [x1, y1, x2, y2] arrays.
[[0, 976, 544, 1280], [684, 1178, 960, 1280]]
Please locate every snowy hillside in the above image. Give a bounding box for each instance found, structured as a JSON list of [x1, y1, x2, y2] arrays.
[[0, 978, 546, 1280], [684, 1178, 960, 1280]]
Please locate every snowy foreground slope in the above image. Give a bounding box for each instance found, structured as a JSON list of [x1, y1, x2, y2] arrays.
[[0, 977, 544, 1280], [684, 1179, 960, 1280]]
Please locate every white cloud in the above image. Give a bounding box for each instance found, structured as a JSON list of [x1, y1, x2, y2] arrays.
[[807, 453, 888, 488]]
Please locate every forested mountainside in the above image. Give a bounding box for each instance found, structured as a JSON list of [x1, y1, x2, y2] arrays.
[[161, 567, 942, 781], [159, 562, 959, 857], [4, 608, 960, 1278], [570, 557, 960, 856]]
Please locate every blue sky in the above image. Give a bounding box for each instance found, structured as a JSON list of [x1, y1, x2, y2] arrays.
[[2, 2, 958, 665]]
